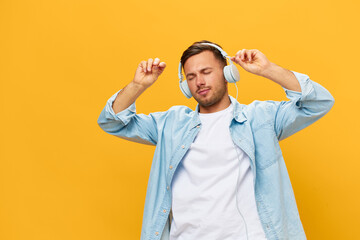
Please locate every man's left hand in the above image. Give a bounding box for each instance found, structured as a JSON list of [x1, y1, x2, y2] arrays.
[[230, 49, 273, 77]]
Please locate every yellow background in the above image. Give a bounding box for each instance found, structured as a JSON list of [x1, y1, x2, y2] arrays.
[[1, 0, 359, 239]]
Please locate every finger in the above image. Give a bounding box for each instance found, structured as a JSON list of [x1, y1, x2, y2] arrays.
[[246, 49, 253, 62], [232, 55, 243, 66], [152, 58, 160, 72], [234, 50, 241, 60], [147, 58, 154, 72], [231, 55, 241, 65], [140, 60, 147, 73], [240, 49, 246, 61], [249, 49, 256, 62], [153, 57, 160, 66], [234, 54, 242, 64], [232, 51, 239, 61], [246, 50, 251, 62], [157, 62, 166, 74], [233, 50, 242, 62], [244, 49, 252, 61], [250, 50, 257, 62], [238, 49, 246, 61], [153, 62, 166, 75], [231, 48, 246, 64], [157, 62, 166, 70], [158, 62, 166, 68], [251, 49, 258, 59]]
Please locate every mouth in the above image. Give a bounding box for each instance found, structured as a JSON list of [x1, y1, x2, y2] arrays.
[[197, 88, 210, 96]]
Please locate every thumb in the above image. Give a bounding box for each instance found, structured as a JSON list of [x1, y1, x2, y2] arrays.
[[153, 62, 166, 75]]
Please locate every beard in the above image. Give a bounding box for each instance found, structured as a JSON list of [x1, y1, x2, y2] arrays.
[[193, 84, 228, 108]]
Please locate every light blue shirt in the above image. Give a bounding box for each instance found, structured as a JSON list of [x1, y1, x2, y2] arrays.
[[97, 70, 334, 240]]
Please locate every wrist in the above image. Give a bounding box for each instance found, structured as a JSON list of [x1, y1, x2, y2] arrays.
[[129, 80, 149, 92], [260, 62, 279, 79]]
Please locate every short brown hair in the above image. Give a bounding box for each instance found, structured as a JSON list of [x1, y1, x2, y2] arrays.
[[180, 40, 227, 72]]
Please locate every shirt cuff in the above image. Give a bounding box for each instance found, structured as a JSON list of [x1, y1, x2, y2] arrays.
[[104, 89, 136, 125]]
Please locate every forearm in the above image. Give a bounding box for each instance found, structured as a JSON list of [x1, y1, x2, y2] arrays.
[[97, 83, 159, 146], [112, 81, 147, 114], [261, 63, 301, 92]]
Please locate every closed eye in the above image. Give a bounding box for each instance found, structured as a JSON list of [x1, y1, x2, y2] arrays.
[[188, 72, 210, 81], [185, 67, 213, 80]]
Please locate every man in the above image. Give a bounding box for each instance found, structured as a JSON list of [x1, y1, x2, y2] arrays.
[[97, 40, 334, 240]]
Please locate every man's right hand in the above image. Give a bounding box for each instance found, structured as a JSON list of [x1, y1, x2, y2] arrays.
[[111, 58, 166, 114], [133, 57, 166, 89]]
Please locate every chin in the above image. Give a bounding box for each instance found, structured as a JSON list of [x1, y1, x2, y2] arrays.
[[195, 97, 218, 107], [195, 91, 228, 108]]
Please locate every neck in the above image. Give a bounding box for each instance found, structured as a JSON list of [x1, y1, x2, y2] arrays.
[[199, 95, 231, 114]]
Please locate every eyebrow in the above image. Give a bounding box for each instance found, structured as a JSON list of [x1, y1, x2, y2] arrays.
[[185, 67, 213, 78]]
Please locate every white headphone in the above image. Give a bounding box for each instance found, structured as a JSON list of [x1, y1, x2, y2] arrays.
[[178, 43, 240, 98]]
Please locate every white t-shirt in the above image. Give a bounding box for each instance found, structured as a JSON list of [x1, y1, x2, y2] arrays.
[[170, 103, 267, 240]]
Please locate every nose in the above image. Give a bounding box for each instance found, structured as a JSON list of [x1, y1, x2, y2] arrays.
[[195, 74, 206, 87]]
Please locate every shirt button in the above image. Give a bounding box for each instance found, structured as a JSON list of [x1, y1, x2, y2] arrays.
[[266, 224, 270, 229], [181, 145, 185, 149], [167, 186, 169, 190], [163, 209, 167, 213], [155, 231, 159, 235], [196, 125, 200, 128], [169, 165, 173, 169]]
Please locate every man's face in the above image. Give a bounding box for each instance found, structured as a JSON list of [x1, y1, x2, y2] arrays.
[[183, 50, 228, 108]]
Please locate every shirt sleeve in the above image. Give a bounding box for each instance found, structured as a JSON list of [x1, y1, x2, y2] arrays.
[[97, 89, 161, 146], [268, 70, 335, 141]]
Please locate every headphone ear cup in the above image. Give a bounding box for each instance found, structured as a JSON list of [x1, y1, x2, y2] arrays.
[[224, 64, 240, 83], [180, 80, 192, 98]]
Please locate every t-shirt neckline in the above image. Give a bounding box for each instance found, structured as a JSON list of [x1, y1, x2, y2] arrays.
[[199, 103, 233, 117]]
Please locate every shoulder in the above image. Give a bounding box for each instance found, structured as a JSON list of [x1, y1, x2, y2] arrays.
[[245, 100, 278, 112], [148, 105, 194, 121], [166, 105, 195, 119], [240, 100, 280, 126], [168, 105, 193, 112]]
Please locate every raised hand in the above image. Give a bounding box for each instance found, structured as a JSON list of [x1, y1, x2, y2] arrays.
[[133, 57, 166, 89], [230, 49, 272, 77]]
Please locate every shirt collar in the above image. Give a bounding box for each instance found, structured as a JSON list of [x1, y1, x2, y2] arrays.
[[190, 95, 248, 129]]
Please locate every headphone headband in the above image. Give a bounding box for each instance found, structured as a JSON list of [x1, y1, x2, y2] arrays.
[[178, 43, 234, 81]]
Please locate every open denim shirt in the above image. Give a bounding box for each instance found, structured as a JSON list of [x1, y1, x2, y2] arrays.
[[97, 70, 334, 240]]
